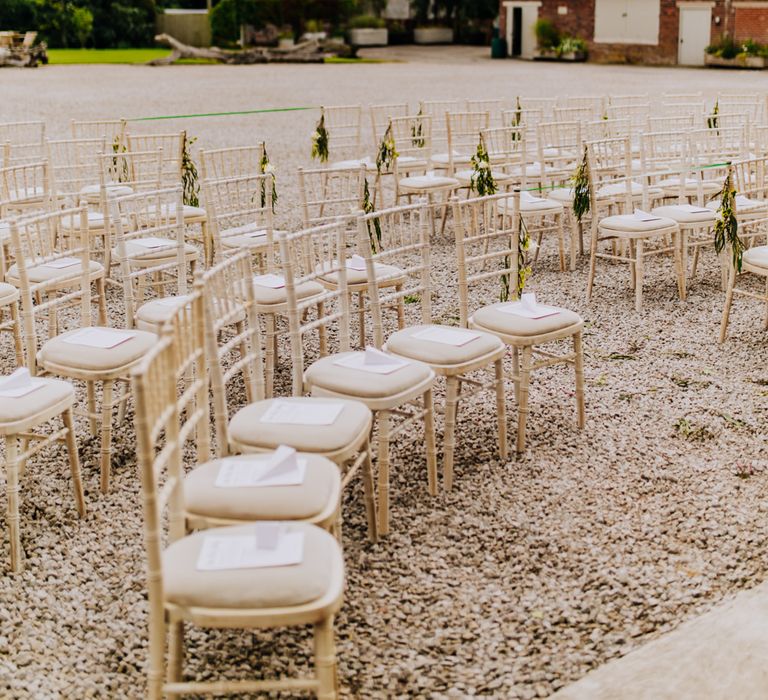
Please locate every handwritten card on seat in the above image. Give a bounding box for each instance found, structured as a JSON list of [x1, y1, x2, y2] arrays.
[[499, 292, 561, 320], [412, 326, 481, 346], [633, 209, 662, 222], [674, 204, 711, 214], [333, 347, 409, 374], [0, 368, 45, 398], [253, 273, 285, 289], [215, 447, 307, 488], [196, 530, 304, 571], [259, 400, 344, 426], [346, 255, 367, 271], [61, 327, 136, 349]]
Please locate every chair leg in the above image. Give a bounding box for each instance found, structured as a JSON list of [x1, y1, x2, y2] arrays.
[[95, 277, 108, 326], [634, 239, 644, 312], [423, 388, 438, 497], [147, 609, 167, 700], [573, 332, 586, 429], [679, 230, 688, 301], [442, 376, 459, 491], [764, 278, 768, 330], [5, 435, 22, 573], [100, 380, 114, 494], [719, 264, 737, 343], [556, 213, 566, 272], [264, 314, 276, 398], [10, 300, 23, 366], [63, 407, 86, 518], [357, 292, 366, 347], [360, 439, 378, 542], [167, 619, 184, 695], [494, 358, 508, 462], [314, 616, 339, 700], [586, 226, 598, 302], [511, 347, 520, 404], [86, 381, 98, 436], [569, 212, 579, 272], [376, 410, 391, 536], [516, 346, 533, 454], [317, 302, 327, 355]]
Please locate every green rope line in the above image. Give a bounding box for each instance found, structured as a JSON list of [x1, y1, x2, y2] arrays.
[[126, 106, 318, 122]]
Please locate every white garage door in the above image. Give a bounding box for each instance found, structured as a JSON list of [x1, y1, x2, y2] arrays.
[[594, 0, 661, 45]]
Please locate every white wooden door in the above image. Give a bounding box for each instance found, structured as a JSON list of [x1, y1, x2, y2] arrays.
[[678, 6, 711, 66]]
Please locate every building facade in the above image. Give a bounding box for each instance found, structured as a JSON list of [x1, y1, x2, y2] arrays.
[[499, 0, 768, 65]]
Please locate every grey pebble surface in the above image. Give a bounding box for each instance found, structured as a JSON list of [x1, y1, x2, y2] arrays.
[[1, 49, 767, 698]]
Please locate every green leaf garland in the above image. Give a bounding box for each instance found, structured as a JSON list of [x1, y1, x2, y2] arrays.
[[311, 112, 329, 162], [363, 177, 382, 253], [411, 108, 425, 148], [181, 134, 200, 207], [376, 123, 398, 173], [707, 99, 719, 130], [470, 137, 497, 197], [260, 145, 278, 212], [571, 145, 590, 223], [713, 171, 744, 272]]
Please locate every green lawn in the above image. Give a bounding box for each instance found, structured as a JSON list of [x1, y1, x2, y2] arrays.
[[46, 49, 173, 64]]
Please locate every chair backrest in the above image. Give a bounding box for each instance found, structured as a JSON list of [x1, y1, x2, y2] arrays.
[[480, 126, 527, 182], [732, 156, 768, 201], [131, 285, 209, 609], [9, 206, 92, 373], [648, 114, 696, 132], [660, 101, 706, 118], [639, 130, 689, 175], [662, 91, 703, 103], [202, 251, 265, 454], [278, 221, 351, 393], [370, 103, 409, 147], [390, 113, 434, 164], [559, 95, 605, 118], [717, 94, 764, 123], [0, 121, 46, 166], [321, 104, 363, 162], [201, 173, 275, 265], [502, 106, 543, 128], [537, 120, 582, 170], [110, 187, 188, 328], [608, 93, 649, 107], [518, 96, 557, 118], [356, 201, 432, 347], [586, 136, 635, 212], [451, 191, 522, 325], [553, 106, 595, 124], [689, 126, 748, 170], [585, 118, 631, 142], [47, 137, 106, 206], [199, 144, 264, 181], [752, 125, 768, 156], [126, 131, 186, 186], [297, 164, 367, 227], [605, 103, 651, 130], [419, 100, 463, 147], [0, 160, 51, 216], [446, 111, 491, 158], [466, 98, 504, 117], [70, 119, 127, 149]]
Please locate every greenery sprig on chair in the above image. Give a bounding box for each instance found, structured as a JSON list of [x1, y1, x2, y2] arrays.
[[181, 134, 200, 207], [510, 96, 522, 139], [713, 171, 744, 272], [363, 177, 382, 252], [469, 137, 497, 196], [707, 99, 719, 130], [260, 144, 278, 212], [311, 112, 329, 162], [572, 145, 590, 222], [411, 107, 425, 148], [376, 123, 398, 173]]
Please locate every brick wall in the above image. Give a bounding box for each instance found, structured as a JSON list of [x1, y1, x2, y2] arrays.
[[734, 7, 768, 43]]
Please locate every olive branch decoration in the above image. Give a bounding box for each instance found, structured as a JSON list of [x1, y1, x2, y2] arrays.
[[470, 136, 497, 197], [376, 123, 398, 173], [572, 145, 591, 223], [707, 99, 720, 131], [181, 134, 200, 207], [111, 136, 129, 183], [363, 177, 382, 253], [499, 198, 532, 302], [311, 112, 329, 162], [411, 108, 425, 148], [713, 171, 744, 272], [260, 145, 278, 212], [510, 96, 522, 140]]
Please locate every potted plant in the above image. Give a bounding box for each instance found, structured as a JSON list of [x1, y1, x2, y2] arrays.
[[705, 37, 768, 69], [412, 0, 454, 44], [347, 15, 388, 47], [533, 18, 560, 59], [277, 27, 295, 49], [557, 36, 588, 61], [302, 19, 327, 42]]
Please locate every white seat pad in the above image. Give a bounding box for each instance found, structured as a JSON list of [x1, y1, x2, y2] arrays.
[[0, 282, 19, 304], [39, 327, 158, 372], [6, 258, 104, 284], [706, 197, 768, 213], [330, 156, 374, 170], [657, 177, 720, 195], [305, 351, 433, 399], [80, 183, 133, 198], [599, 214, 679, 233], [318, 261, 404, 287], [0, 377, 74, 425], [114, 240, 197, 261], [386, 324, 504, 366], [60, 210, 105, 229], [743, 246, 768, 270], [651, 206, 717, 225], [431, 152, 471, 166], [598, 181, 663, 197], [7, 186, 45, 201], [498, 196, 563, 214], [228, 397, 371, 453], [184, 454, 340, 521], [471, 303, 582, 339], [399, 174, 459, 189], [453, 169, 516, 185], [253, 279, 324, 307], [162, 523, 342, 609]]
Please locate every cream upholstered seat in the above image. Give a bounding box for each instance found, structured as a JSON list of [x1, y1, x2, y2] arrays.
[[0, 377, 74, 427], [385, 323, 504, 366], [453, 168, 515, 187], [318, 261, 404, 287], [162, 523, 343, 610], [0, 282, 23, 365], [399, 173, 458, 189], [598, 213, 679, 233], [657, 176, 720, 196], [60, 210, 105, 230], [39, 327, 158, 372], [306, 351, 434, 399], [253, 278, 324, 307], [598, 181, 663, 198], [652, 205, 717, 224], [329, 156, 374, 170], [0, 282, 17, 304], [220, 226, 270, 249], [743, 246, 768, 269], [114, 238, 198, 262], [134, 297, 189, 331], [431, 151, 472, 167], [80, 182, 133, 198], [184, 454, 341, 522], [228, 397, 371, 454], [5, 258, 104, 285], [706, 196, 768, 213], [472, 304, 583, 339]]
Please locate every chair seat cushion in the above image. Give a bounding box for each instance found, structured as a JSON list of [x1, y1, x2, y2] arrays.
[[399, 175, 459, 189], [743, 246, 768, 270], [498, 195, 563, 214], [80, 183, 133, 198], [453, 169, 516, 186], [598, 181, 663, 198], [0, 220, 9, 242], [39, 327, 158, 372], [706, 197, 768, 213], [599, 214, 679, 233], [135, 297, 189, 331], [548, 187, 575, 203], [162, 523, 342, 609], [114, 239, 197, 261], [182, 204, 206, 219], [252, 278, 323, 307], [184, 454, 341, 521], [228, 397, 371, 454], [318, 262, 404, 287], [60, 210, 105, 230], [471, 303, 582, 339], [7, 186, 45, 203], [657, 177, 721, 195], [305, 351, 433, 399], [6, 258, 103, 284], [651, 205, 717, 225], [0, 281, 20, 304], [431, 152, 471, 166], [395, 156, 428, 169], [329, 156, 374, 170], [0, 377, 74, 425], [386, 324, 504, 366]]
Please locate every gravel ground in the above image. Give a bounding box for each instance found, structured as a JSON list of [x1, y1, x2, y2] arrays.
[[2, 50, 768, 698]]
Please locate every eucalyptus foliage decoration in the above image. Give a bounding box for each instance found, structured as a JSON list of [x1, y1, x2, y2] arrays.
[[499, 196, 532, 302], [713, 171, 744, 272], [510, 95, 522, 140], [571, 145, 591, 223], [363, 177, 382, 253], [469, 136, 497, 196], [376, 123, 398, 173], [260, 144, 278, 212], [311, 112, 329, 162], [111, 136, 129, 183], [181, 134, 200, 207], [707, 99, 720, 130], [411, 108, 425, 148]]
